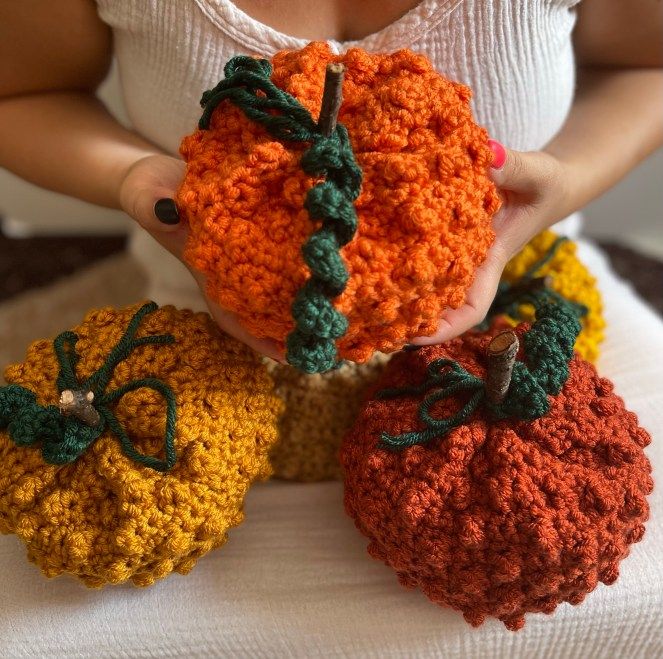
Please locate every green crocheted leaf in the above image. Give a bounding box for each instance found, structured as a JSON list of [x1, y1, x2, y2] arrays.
[[0, 303, 178, 471], [40, 418, 101, 465], [0, 384, 37, 426]]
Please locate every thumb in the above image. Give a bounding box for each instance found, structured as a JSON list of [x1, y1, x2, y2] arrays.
[[120, 155, 188, 258], [488, 140, 541, 195]]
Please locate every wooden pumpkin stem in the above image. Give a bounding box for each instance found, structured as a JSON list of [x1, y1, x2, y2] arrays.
[[486, 331, 519, 405], [318, 62, 345, 137], [506, 274, 553, 298], [59, 389, 101, 427]]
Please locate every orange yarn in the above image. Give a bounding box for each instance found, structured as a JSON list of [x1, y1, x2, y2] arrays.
[[177, 42, 500, 363], [341, 325, 653, 630], [0, 304, 282, 587]]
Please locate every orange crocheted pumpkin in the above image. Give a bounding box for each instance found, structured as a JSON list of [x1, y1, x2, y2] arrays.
[[177, 42, 499, 372], [341, 302, 652, 630]]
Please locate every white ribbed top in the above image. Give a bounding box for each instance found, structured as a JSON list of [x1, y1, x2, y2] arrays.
[[96, 0, 582, 153]]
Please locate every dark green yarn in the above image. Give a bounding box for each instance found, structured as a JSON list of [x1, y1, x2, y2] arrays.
[[377, 360, 486, 449], [480, 236, 588, 329], [0, 302, 178, 472], [377, 292, 582, 450], [199, 56, 362, 374]]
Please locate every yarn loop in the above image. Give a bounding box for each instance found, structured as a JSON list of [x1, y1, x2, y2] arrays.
[[0, 302, 177, 471], [198, 55, 363, 373]]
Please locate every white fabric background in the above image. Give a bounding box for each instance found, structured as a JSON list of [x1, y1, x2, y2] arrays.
[[1, 239, 662, 658]]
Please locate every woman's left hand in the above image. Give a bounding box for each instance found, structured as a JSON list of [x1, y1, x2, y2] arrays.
[[410, 141, 575, 346]]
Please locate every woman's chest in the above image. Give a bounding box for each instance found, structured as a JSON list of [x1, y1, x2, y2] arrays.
[[97, 0, 581, 153], [230, 0, 422, 42]]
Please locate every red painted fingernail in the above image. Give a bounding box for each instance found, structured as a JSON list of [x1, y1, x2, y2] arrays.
[[488, 140, 506, 169]]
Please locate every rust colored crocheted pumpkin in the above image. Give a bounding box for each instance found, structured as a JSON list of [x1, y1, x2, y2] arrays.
[[341, 301, 652, 630], [267, 354, 389, 481], [177, 41, 500, 373], [0, 302, 282, 587]]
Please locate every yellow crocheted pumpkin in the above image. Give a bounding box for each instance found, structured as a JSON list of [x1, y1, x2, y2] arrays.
[[267, 354, 389, 481], [499, 232, 604, 362], [0, 302, 282, 587]]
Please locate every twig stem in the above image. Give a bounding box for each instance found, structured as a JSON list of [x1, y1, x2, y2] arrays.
[[486, 331, 519, 405], [318, 62, 345, 137], [59, 389, 101, 427]]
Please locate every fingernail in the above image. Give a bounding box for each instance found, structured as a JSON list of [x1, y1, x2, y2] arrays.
[[488, 140, 506, 170], [402, 344, 422, 352], [154, 198, 180, 225]]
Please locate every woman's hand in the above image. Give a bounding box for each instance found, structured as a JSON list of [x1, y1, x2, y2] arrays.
[[118, 154, 284, 361], [410, 141, 574, 346]]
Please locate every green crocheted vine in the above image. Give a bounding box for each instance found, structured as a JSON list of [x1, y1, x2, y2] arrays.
[[377, 292, 582, 449], [482, 236, 588, 327], [0, 302, 178, 472], [198, 56, 363, 373]]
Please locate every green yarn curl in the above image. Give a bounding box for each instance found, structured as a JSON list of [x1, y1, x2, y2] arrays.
[[377, 292, 582, 450], [0, 302, 178, 472], [198, 56, 362, 374]]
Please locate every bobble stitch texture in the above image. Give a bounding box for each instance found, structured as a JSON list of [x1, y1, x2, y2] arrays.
[[177, 42, 500, 365], [0, 303, 283, 587], [341, 327, 653, 630]]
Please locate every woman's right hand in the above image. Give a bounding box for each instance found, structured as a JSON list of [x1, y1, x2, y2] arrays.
[[118, 154, 284, 361]]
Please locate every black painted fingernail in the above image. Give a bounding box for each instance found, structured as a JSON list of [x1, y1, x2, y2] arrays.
[[402, 344, 423, 352], [154, 198, 179, 224]]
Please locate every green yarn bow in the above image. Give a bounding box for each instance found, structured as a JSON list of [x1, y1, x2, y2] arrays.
[[378, 292, 581, 450], [481, 236, 587, 327], [0, 302, 178, 472], [199, 56, 363, 374]]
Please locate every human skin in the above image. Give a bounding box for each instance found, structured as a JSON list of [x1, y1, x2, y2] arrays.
[[0, 0, 661, 356]]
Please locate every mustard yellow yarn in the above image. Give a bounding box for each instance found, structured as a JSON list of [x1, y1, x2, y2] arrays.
[[0, 303, 282, 587], [267, 355, 389, 481], [502, 231, 605, 362]]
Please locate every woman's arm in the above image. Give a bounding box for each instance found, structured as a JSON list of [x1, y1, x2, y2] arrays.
[[0, 1, 161, 207], [413, 0, 663, 345], [545, 0, 663, 214], [0, 0, 282, 358]]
